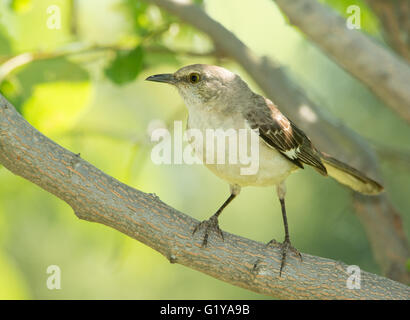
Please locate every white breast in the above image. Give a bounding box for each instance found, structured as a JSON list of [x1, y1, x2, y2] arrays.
[[186, 106, 297, 187]]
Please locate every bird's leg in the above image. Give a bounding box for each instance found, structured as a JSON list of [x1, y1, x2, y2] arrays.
[[193, 185, 240, 247], [267, 183, 302, 276]]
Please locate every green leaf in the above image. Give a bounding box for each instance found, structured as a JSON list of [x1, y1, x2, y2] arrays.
[[115, 0, 150, 36], [1, 57, 89, 113], [104, 46, 144, 85]]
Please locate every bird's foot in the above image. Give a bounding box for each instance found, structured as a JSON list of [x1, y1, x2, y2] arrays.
[[192, 215, 224, 247], [267, 238, 302, 276]]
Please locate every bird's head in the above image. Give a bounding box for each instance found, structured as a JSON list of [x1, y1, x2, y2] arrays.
[[146, 64, 249, 109]]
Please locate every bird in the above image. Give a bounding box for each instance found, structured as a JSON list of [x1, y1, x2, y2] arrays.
[[146, 64, 383, 275]]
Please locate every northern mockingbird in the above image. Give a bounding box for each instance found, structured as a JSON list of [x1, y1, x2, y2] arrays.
[[146, 64, 383, 275]]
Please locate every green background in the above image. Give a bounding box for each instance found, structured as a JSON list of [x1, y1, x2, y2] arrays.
[[0, 0, 409, 299]]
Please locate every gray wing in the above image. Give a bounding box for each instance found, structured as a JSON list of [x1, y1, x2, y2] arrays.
[[244, 95, 327, 175]]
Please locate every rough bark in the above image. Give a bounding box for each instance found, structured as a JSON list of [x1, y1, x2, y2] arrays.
[[0, 94, 408, 299]]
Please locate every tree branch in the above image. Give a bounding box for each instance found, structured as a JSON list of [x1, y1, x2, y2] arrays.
[[365, 0, 410, 62], [274, 0, 410, 123], [0, 94, 408, 299], [143, 0, 410, 285], [0, 45, 216, 84]]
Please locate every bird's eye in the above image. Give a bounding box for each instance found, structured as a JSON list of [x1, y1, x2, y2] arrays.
[[188, 72, 201, 84]]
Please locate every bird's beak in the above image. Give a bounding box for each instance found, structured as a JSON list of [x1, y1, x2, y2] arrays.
[[145, 73, 175, 84]]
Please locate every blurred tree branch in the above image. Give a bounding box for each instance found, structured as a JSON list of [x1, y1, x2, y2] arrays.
[[143, 0, 410, 284], [0, 94, 409, 299], [365, 0, 410, 62], [0, 44, 215, 84], [274, 0, 410, 123], [372, 143, 410, 169]]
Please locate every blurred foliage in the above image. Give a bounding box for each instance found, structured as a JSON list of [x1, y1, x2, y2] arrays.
[[0, 0, 409, 299], [105, 46, 144, 85], [0, 25, 12, 55], [1, 57, 90, 113], [9, 0, 32, 13], [23, 81, 91, 133]]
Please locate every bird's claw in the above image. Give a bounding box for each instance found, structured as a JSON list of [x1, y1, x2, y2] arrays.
[[267, 238, 302, 276], [192, 216, 224, 247]]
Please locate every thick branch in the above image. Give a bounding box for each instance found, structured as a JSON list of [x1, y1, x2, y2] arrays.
[[143, 0, 410, 285], [274, 0, 410, 123], [365, 0, 410, 62], [0, 95, 408, 299]]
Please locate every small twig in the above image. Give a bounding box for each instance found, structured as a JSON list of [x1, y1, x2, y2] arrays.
[[0, 43, 217, 84]]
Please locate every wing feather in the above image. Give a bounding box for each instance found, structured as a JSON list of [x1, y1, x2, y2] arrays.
[[244, 95, 327, 175]]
